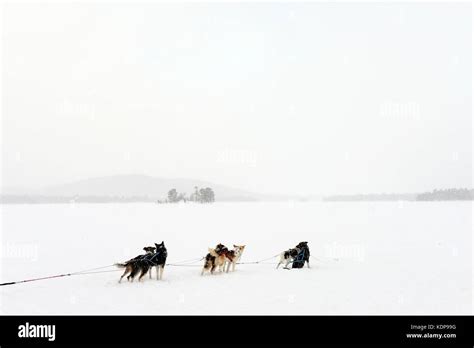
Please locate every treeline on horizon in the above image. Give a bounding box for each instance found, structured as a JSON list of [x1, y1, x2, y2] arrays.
[[324, 188, 474, 202], [323, 193, 417, 202], [415, 188, 473, 201], [0, 186, 217, 204], [2, 188, 473, 204], [0, 195, 158, 204]]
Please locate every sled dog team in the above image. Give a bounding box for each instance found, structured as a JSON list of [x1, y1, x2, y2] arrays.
[[116, 241, 310, 283]]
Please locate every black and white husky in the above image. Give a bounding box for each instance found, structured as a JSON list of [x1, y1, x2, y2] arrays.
[[150, 242, 168, 280], [116, 241, 167, 282], [276, 248, 299, 269], [276, 241, 310, 269]]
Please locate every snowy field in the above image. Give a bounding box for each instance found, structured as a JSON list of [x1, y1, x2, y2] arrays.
[[0, 202, 472, 315]]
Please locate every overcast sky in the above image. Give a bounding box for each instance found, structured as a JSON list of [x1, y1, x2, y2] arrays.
[[1, 2, 471, 195]]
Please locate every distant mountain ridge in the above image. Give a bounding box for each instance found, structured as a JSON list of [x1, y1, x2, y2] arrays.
[[0, 175, 296, 203]]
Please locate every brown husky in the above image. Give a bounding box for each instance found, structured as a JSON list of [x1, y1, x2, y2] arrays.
[[201, 243, 228, 275], [224, 245, 246, 273]]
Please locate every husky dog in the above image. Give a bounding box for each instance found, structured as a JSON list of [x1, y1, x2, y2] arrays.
[[116, 246, 156, 282], [150, 241, 167, 280], [142, 246, 158, 279], [224, 245, 246, 273], [276, 248, 299, 270], [201, 243, 228, 275], [276, 241, 310, 269], [116, 242, 168, 282]]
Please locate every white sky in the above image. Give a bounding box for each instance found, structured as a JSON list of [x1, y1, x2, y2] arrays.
[[1, 2, 472, 195]]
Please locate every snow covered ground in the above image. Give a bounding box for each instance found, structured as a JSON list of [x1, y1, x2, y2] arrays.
[[0, 202, 471, 315]]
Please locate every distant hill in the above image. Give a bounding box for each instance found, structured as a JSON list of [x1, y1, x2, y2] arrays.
[[0, 175, 296, 203]]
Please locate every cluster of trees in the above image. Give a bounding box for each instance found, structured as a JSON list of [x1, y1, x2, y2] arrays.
[[166, 189, 187, 203], [164, 186, 215, 203], [416, 188, 474, 201], [193, 187, 215, 203]]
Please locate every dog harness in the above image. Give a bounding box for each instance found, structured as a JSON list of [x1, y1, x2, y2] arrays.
[[142, 250, 167, 266], [291, 248, 306, 269]]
